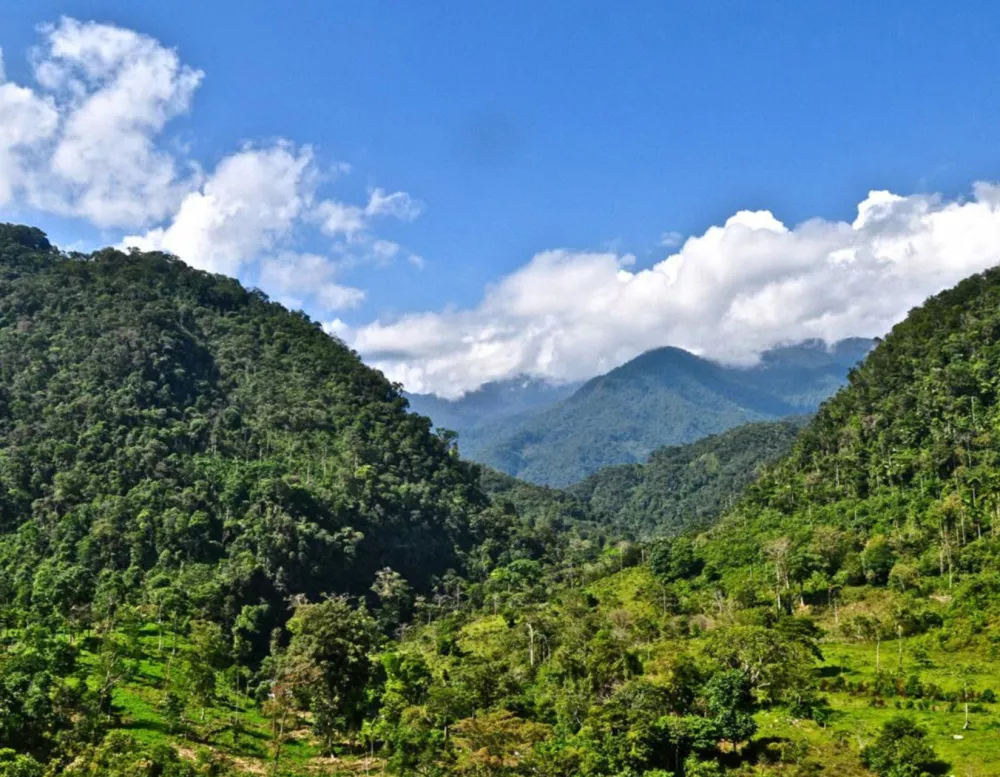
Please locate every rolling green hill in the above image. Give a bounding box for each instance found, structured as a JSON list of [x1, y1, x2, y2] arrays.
[[449, 338, 871, 486], [569, 418, 807, 537]]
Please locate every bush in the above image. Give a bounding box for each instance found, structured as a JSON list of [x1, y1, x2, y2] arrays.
[[860, 715, 942, 777]]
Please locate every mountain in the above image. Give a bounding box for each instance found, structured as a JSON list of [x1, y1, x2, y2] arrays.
[[368, 266, 1000, 777], [0, 225, 614, 638], [450, 337, 872, 486], [568, 418, 806, 538], [405, 375, 580, 433], [704, 262, 1000, 582], [0, 224, 638, 775]]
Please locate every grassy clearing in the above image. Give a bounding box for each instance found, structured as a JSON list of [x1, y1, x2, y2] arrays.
[[74, 623, 369, 776]]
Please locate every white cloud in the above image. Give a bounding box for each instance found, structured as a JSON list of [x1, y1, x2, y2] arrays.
[[365, 187, 423, 221], [659, 230, 683, 248], [314, 187, 424, 240], [314, 200, 366, 239], [121, 143, 367, 312], [0, 17, 202, 227], [257, 251, 365, 312], [122, 143, 316, 276], [0, 18, 423, 317], [338, 186, 1000, 398]]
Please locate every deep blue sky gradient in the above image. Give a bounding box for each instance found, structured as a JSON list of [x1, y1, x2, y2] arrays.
[[3, 1, 1000, 322]]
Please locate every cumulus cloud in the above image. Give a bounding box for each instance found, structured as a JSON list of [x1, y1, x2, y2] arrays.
[[0, 17, 202, 227], [314, 187, 424, 240], [120, 143, 372, 312], [0, 18, 422, 316], [338, 186, 1000, 398], [122, 143, 316, 276], [257, 251, 365, 312]]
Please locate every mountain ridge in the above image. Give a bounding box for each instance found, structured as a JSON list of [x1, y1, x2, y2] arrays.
[[421, 337, 873, 486]]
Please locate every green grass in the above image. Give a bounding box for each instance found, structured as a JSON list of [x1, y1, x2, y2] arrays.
[[72, 622, 369, 776]]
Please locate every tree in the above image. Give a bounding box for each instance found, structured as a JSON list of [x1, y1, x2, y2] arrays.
[[284, 596, 381, 751], [651, 537, 702, 582], [705, 670, 757, 747], [952, 663, 979, 730], [180, 620, 229, 723], [851, 614, 889, 675], [861, 536, 895, 585], [370, 567, 412, 630], [764, 537, 791, 611], [861, 716, 941, 777], [0, 749, 42, 777], [451, 710, 551, 777]]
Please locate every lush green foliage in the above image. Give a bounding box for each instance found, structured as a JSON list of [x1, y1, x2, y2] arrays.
[[0, 225, 612, 775], [569, 419, 806, 537], [7, 223, 1000, 776]]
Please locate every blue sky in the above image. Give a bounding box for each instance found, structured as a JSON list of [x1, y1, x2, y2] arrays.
[[3, 2, 1000, 395]]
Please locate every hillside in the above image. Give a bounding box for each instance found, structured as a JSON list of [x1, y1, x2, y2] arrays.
[[0, 224, 492, 607], [0, 225, 615, 775], [703, 262, 1000, 584], [569, 418, 806, 537], [455, 338, 871, 486], [358, 266, 1000, 777]]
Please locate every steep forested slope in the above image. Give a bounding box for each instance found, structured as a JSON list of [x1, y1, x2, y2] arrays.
[[0, 224, 492, 614], [456, 339, 870, 486], [0, 224, 621, 776], [703, 264, 1000, 591], [569, 418, 806, 537]]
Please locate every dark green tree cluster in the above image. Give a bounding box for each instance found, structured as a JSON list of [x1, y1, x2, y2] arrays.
[[570, 419, 805, 537]]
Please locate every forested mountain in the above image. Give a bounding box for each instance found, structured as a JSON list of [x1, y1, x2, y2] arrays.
[[405, 376, 580, 436], [0, 225, 616, 775], [452, 338, 871, 486], [0, 223, 489, 608], [6, 220, 1000, 777], [569, 418, 806, 537]]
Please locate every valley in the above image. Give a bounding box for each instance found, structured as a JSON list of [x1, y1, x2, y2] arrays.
[[1, 223, 1000, 777]]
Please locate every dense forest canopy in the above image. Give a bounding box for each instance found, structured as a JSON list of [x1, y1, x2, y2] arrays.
[[3, 222, 1000, 777], [569, 419, 807, 537], [0, 224, 618, 632]]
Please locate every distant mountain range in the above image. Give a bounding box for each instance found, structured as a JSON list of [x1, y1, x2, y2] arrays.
[[406, 338, 874, 486], [405, 375, 580, 432]]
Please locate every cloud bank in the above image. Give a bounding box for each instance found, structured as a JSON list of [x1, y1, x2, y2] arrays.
[[338, 187, 1000, 398], [5, 19, 1000, 400], [0, 17, 422, 314]]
